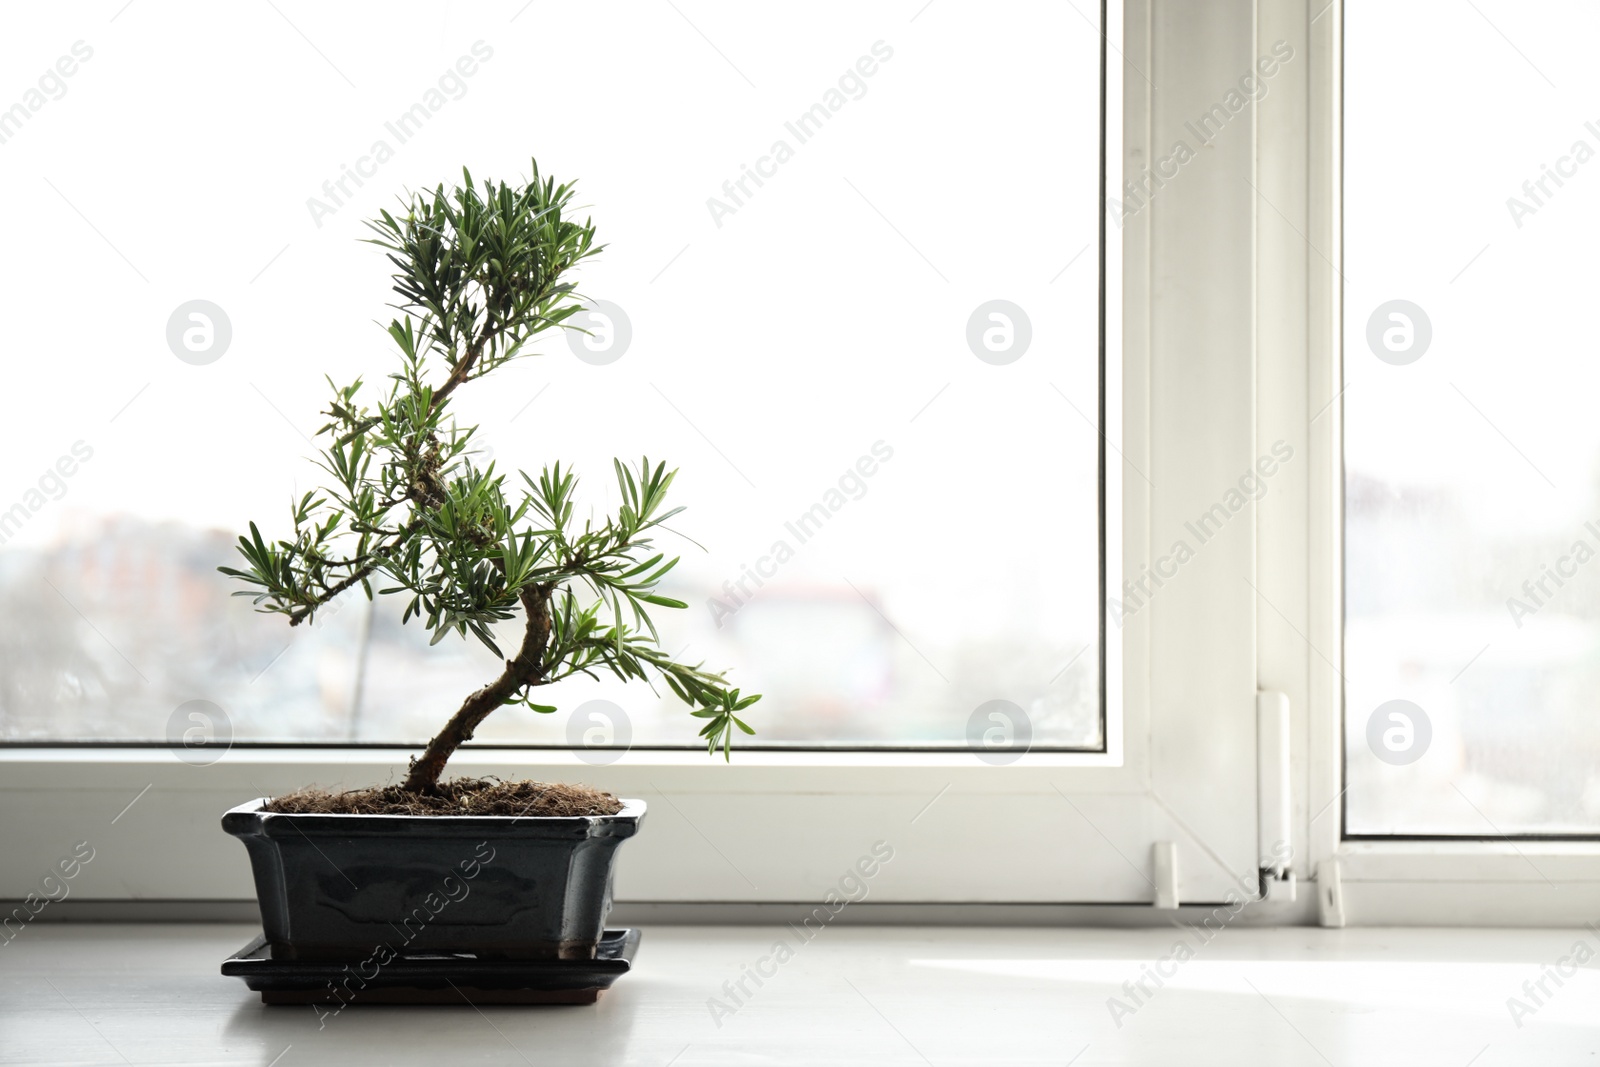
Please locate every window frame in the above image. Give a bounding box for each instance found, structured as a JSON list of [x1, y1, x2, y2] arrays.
[[1279, 0, 1600, 925], [0, 0, 1342, 917], [0, 0, 1154, 911]]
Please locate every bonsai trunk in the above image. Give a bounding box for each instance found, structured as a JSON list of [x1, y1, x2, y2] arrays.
[[402, 587, 552, 794]]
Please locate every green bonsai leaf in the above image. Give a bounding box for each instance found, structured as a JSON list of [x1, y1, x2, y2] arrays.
[[220, 160, 758, 792]]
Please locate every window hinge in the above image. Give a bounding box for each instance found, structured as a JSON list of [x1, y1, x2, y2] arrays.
[[1257, 689, 1295, 902]]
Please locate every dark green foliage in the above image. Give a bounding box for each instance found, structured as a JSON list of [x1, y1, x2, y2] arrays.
[[220, 162, 757, 762]]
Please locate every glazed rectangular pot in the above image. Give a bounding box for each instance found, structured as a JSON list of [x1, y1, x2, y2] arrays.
[[222, 798, 644, 962]]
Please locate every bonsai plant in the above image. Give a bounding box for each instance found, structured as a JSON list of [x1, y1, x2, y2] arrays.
[[217, 162, 758, 971]]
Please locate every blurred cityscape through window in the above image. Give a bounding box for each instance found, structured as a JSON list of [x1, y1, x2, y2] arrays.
[[0, 2, 1103, 750], [1346, 1, 1600, 832]]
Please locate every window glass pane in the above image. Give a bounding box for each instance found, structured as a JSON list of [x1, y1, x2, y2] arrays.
[[0, 2, 1102, 749], [1346, 1, 1600, 830]]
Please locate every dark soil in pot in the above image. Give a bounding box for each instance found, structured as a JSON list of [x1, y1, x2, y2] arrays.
[[262, 778, 622, 817]]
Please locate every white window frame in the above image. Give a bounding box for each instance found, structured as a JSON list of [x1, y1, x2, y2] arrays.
[[18, 0, 1579, 925], [1, 0, 1270, 913], [1280, 0, 1600, 925]]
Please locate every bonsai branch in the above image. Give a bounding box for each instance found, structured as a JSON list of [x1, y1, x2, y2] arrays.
[[429, 328, 492, 410], [402, 585, 553, 794], [286, 568, 373, 626], [285, 517, 424, 626], [331, 323, 497, 448]]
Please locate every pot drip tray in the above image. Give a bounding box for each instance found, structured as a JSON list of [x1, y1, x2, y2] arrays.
[[222, 928, 640, 1005]]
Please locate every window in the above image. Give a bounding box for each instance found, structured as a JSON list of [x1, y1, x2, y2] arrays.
[[23, 0, 1471, 916], [1344, 0, 1600, 835], [1, 1, 1103, 751]]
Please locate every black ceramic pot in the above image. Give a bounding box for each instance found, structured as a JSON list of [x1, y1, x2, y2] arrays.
[[222, 798, 645, 962]]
